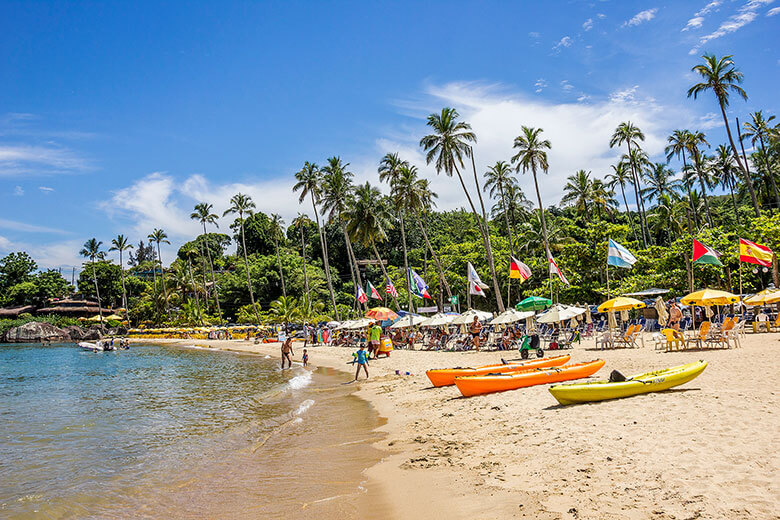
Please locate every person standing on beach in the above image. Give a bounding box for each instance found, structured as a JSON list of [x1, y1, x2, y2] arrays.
[[469, 316, 483, 351], [302, 348, 308, 367], [369, 321, 381, 359], [281, 337, 294, 369], [669, 302, 682, 331], [353, 344, 369, 381]]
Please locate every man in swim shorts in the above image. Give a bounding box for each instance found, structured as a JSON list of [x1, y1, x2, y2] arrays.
[[469, 316, 483, 352], [281, 337, 294, 369]]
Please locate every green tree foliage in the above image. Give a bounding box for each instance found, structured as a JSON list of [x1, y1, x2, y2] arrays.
[[0, 252, 38, 292]]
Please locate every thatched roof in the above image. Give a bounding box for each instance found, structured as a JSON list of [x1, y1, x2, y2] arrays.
[[0, 305, 36, 318], [37, 306, 113, 315]]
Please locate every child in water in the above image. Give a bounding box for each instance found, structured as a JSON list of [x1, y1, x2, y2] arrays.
[[302, 348, 308, 367]]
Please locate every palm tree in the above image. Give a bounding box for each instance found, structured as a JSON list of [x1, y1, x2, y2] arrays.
[[420, 108, 503, 311], [712, 144, 742, 225], [344, 182, 399, 309], [688, 54, 760, 216], [180, 244, 203, 324], [648, 194, 684, 245], [80, 238, 104, 325], [610, 122, 648, 247], [606, 162, 639, 243], [511, 126, 552, 258], [320, 156, 365, 309], [517, 213, 573, 254], [147, 228, 170, 314], [293, 161, 339, 320], [742, 110, 780, 209], [291, 213, 312, 304], [109, 235, 133, 324], [591, 179, 619, 222], [270, 214, 287, 299], [269, 295, 301, 330], [684, 130, 714, 226], [560, 169, 593, 221], [223, 193, 261, 324], [484, 161, 519, 254], [190, 203, 223, 324], [640, 163, 682, 205], [666, 129, 701, 228]]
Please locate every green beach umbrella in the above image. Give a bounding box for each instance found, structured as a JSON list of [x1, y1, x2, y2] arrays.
[[515, 296, 552, 311]]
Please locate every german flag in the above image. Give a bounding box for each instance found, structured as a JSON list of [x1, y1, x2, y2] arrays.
[[739, 238, 774, 267]]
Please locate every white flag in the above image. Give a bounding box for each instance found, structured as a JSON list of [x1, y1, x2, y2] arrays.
[[467, 262, 488, 297]]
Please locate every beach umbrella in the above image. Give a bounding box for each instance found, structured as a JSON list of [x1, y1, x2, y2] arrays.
[[608, 312, 618, 330], [743, 288, 780, 306], [346, 318, 374, 329], [418, 312, 458, 327], [525, 316, 535, 329], [681, 289, 740, 306], [655, 296, 668, 327], [516, 296, 552, 311], [326, 320, 340, 327], [451, 309, 494, 325], [390, 315, 426, 328], [366, 307, 399, 321], [537, 304, 586, 324], [597, 297, 646, 313], [490, 309, 535, 325], [104, 314, 123, 321]]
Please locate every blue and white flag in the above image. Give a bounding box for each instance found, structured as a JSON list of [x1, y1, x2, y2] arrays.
[[607, 239, 637, 268], [408, 269, 432, 299]]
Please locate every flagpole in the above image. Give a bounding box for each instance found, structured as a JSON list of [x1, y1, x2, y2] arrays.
[[606, 261, 610, 300]]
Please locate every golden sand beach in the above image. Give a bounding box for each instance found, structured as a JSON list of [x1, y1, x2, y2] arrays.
[[138, 334, 780, 520]]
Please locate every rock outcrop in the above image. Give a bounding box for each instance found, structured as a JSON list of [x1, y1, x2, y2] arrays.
[[4, 322, 70, 343]]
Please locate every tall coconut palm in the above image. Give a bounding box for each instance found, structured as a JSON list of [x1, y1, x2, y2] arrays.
[[640, 163, 682, 205], [666, 129, 701, 228], [80, 238, 105, 325], [109, 235, 133, 324], [648, 194, 684, 245], [420, 108, 504, 311], [742, 111, 780, 209], [560, 169, 593, 221], [511, 126, 552, 258], [591, 179, 619, 222], [484, 161, 519, 254], [688, 54, 760, 216], [190, 203, 223, 325], [712, 144, 742, 225], [291, 213, 312, 304], [223, 193, 261, 324], [344, 182, 399, 309], [684, 130, 714, 226], [180, 244, 203, 324], [270, 213, 287, 299], [605, 162, 640, 243], [610, 122, 649, 247], [293, 161, 339, 320], [147, 228, 170, 314], [320, 156, 365, 309]]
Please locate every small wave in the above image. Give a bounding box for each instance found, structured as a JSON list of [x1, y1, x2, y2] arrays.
[[294, 399, 315, 416], [287, 371, 312, 390], [264, 355, 271, 359]]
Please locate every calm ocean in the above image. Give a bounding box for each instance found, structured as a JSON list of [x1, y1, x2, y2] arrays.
[[0, 343, 386, 519]]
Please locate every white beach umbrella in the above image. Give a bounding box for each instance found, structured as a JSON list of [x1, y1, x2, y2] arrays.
[[451, 309, 494, 325], [390, 315, 427, 328], [419, 312, 458, 327], [490, 309, 535, 325], [536, 304, 587, 324], [346, 318, 374, 329]]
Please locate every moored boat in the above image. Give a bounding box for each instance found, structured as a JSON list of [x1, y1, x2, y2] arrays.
[[426, 354, 571, 387], [79, 342, 104, 352]]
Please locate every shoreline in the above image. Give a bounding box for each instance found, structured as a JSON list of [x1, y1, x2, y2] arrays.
[[136, 335, 780, 519]]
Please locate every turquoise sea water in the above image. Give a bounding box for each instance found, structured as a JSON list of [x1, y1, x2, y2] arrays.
[[0, 344, 385, 519]]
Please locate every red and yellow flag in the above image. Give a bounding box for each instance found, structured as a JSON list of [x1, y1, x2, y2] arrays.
[[739, 238, 774, 267]]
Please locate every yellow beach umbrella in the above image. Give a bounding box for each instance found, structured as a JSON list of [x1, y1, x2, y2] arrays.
[[104, 314, 123, 321], [597, 297, 646, 313], [681, 289, 740, 306], [744, 288, 780, 306]]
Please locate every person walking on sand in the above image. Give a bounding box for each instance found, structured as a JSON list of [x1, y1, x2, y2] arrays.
[[353, 344, 369, 381], [369, 321, 381, 359], [469, 316, 483, 351], [669, 302, 682, 331], [281, 337, 294, 369]]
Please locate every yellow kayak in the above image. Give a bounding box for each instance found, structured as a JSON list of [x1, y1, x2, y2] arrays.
[[548, 360, 707, 405]]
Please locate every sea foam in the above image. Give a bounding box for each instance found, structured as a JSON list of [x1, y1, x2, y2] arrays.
[[287, 370, 312, 390]]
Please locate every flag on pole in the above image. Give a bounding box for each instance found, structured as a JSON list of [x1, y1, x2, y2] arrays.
[[366, 281, 382, 300], [509, 256, 532, 281], [692, 239, 723, 266], [409, 269, 432, 299], [607, 239, 637, 268], [356, 284, 368, 304], [467, 262, 488, 297], [548, 252, 570, 286], [739, 238, 774, 267], [385, 278, 398, 298]]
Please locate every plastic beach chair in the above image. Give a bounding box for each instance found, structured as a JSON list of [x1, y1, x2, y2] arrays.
[[661, 328, 684, 352], [685, 321, 710, 349]]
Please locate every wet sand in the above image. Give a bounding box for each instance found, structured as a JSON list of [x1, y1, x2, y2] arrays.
[[138, 333, 780, 520]]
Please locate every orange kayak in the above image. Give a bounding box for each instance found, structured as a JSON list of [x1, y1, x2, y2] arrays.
[[454, 359, 605, 397], [426, 354, 571, 387]]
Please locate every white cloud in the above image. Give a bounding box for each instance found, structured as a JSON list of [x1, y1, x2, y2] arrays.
[[39, 186, 54, 193], [0, 218, 68, 234], [768, 6, 780, 15], [552, 36, 573, 51], [0, 144, 90, 176], [14, 185, 23, 196], [597, 13, 606, 19], [683, 16, 705, 30], [583, 18, 594, 31], [561, 80, 575, 91], [690, 0, 776, 54], [534, 78, 548, 93], [528, 31, 540, 38], [623, 8, 658, 27], [0, 235, 11, 249], [0, 236, 82, 271], [696, 112, 722, 130]]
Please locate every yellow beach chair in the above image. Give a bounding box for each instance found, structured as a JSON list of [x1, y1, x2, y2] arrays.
[[661, 328, 685, 352], [685, 321, 710, 349]]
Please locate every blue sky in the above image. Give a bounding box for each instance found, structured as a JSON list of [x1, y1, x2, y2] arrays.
[[1, 1, 778, 271]]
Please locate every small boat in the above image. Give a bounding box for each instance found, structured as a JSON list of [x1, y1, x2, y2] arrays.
[[454, 359, 605, 397], [79, 342, 104, 352], [426, 354, 571, 387], [549, 360, 707, 405]]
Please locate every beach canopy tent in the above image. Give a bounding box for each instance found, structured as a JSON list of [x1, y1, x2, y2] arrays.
[[489, 309, 535, 325], [451, 309, 493, 325], [516, 296, 552, 311], [366, 307, 399, 321], [419, 312, 459, 327], [681, 289, 740, 306], [536, 304, 587, 324], [743, 288, 780, 306], [389, 315, 427, 328], [327, 321, 340, 328], [597, 297, 646, 313], [622, 288, 669, 297]]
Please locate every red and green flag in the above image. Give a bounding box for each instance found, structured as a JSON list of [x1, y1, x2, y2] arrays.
[[692, 239, 722, 267]]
